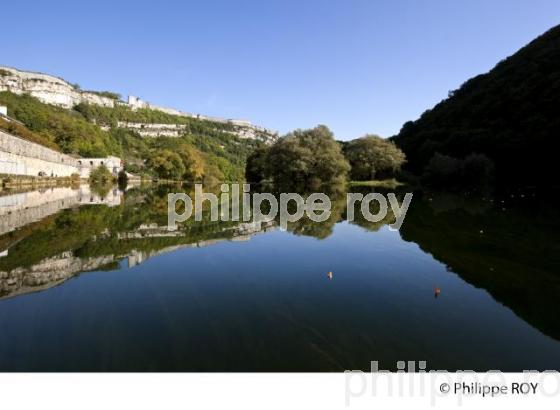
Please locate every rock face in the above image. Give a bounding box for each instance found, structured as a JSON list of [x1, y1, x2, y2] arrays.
[[0, 66, 115, 108], [116, 121, 277, 143]]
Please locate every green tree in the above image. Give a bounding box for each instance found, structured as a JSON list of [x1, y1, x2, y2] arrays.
[[176, 144, 205, 181], [266, 125, 350, 188], [147, 149, 185, 180], [344, 135, 406, 181], [245, 145, 270, 183]]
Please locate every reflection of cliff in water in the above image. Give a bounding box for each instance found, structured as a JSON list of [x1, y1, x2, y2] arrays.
[[0, 186, 276, 299], [0, 220, 276, 299], [399, 191, 560, 341]]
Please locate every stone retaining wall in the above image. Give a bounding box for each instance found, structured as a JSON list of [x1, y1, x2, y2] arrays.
[[0, 130, 81, 177]]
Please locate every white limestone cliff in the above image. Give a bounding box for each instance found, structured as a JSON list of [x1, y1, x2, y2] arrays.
[[0, 66, 115, 108]]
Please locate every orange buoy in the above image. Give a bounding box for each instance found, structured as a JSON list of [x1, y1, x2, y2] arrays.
[[434, 287, 441, 298]]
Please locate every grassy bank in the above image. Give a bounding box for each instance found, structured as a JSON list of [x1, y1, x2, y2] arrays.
[[349, 179, 403, 188]]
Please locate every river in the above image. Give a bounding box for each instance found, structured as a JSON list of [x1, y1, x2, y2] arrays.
[[0, 184, 559, 371]]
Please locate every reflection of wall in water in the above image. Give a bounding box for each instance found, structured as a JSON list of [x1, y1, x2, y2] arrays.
[[0, 186, 122, 236]]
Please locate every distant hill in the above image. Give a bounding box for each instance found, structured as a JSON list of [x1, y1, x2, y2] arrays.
[[393, 25, 560, 188]]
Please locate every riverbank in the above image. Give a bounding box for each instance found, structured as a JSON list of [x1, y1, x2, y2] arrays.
[[349, 179, 403, 189], [0, 174, 82, 190]]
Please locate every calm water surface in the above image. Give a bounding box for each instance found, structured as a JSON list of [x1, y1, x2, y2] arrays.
[[0, 184, 559, 371]]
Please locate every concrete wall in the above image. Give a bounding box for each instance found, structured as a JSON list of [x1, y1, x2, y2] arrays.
[[77, 156, 122, 175], [0, 130, 81, 177], [0, 130, 122, 178]]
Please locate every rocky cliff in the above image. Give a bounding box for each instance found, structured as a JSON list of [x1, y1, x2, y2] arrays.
[[0, 66, 115, 108]]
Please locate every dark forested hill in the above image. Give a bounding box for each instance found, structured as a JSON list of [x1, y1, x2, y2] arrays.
[[393, 25, 560, 188]]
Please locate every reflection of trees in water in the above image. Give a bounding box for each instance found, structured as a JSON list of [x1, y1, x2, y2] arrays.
[[283, 191, 347, 239], [343, 187, 412, 233], [419, 191, 492, 215], [3, 184, 558, 347], [0, 185, 276, 298], [0, 184, 413, 269], [0, 183, 409, 279], [0, 183, 413, 299], [345, 192, 403, 233], [258, 184, 409, 239], [400, 191, 560, 341], [89, 182, 113, 199]]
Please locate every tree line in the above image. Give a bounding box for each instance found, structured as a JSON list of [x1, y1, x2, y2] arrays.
[[246, 125, 406, 189]]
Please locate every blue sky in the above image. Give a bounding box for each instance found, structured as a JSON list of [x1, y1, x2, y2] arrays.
[[3, 0, 560, 139]]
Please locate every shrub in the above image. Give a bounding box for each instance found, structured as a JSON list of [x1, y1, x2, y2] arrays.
[[89, 164, 115, 184]]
